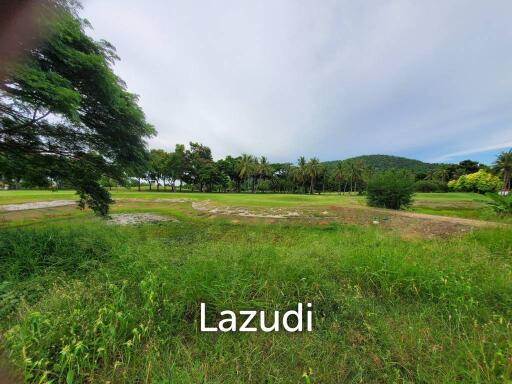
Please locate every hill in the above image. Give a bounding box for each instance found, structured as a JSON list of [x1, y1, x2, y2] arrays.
[[323, 154, 440, 174]]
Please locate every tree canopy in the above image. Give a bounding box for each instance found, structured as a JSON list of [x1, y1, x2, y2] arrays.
[[0, 0, 154, 214]]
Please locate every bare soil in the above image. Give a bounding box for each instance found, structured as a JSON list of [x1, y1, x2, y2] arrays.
[[0, 200, 75, 211], [192, 200, 301, 218], [190, 199, 500, 238], [107, 213, 178, 225]]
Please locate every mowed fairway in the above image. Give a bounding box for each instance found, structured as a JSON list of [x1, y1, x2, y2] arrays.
[[1, 190, 511, 383]]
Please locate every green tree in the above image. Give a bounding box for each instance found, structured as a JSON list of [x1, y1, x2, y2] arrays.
[[296, 156, 307, 193], [333, 161, 345, 195], [345, 161, 363, 194], [237, 154, 256, 192], [367, 170, 415, 210], [493, 149, 512, 192], [257, 156, 272, 191], [306, 157, 321, 195], [217, 156, 241, 192], [184, 142, 213, 191], [457, 159, 480, 175], [149, 149, 168, 191], [448, 170, 501, 193], [0, 1, 154, 214], [170, 144, 187, 192]]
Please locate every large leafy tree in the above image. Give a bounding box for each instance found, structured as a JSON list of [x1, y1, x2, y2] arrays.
[[217, 155, 240, 192], [0, 1, 154, 214], [149, 149, 169, 191]]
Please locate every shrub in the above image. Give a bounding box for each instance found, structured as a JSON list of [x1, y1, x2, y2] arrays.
[[257, 180, 271, 192], [486, 193, 512, 216], [366, 170, 415, 210], [414, 180, 448, 192], [448, 170, 501, 193]]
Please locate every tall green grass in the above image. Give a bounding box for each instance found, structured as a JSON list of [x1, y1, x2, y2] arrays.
[[1, 220, 511, 383]]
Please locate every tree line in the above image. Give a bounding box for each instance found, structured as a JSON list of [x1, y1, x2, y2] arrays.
[[115, 143, 368, 195], [97, 144, 511, 196]]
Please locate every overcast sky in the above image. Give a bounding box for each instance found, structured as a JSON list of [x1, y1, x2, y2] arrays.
[[80, 0, 512, 164]]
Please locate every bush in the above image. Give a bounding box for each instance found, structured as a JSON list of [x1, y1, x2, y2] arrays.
[[366, 170, 415, 210], [448, 170, 501, 193], [414, 180, 448, 192], [486, 193, 512, 216], [257, 180, 271, 192]]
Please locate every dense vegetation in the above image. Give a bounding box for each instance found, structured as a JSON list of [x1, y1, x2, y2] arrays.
[[1, 208, 511, 383], [366, 170, 415, 209], [84, 145, 512, 199], [323, 154, 439, 174], [0, 1, 153, 215]]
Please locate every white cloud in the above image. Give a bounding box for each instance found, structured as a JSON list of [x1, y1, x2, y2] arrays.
[[80, 0, 512, 163], [434, 141, 512, 162]]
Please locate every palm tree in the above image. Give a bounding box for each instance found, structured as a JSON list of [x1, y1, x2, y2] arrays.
[[258, 156, 272, 180], [237, 154, 256, 192], [333, 161, 344, 195], [493, 149, 512, 192], [433, 166, 450, 183], [306, 157, 321, 194], [345, 161, 360, 194], [297, 156, 307, 193]]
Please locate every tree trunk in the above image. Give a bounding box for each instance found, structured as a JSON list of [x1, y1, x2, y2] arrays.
[[504, 171, 510, 191], [138, 178, 141, 191]]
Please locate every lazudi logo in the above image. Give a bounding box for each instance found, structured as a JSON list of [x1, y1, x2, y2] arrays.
[[200, 303, 313, 332]]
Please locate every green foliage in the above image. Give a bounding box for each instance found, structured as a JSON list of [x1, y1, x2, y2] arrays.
[[493, 149, 512, 191], [367, 170, 415, 209], [448, 170, 502, 194], [486, 193, 512, 216], [0, 1, 154, 214], [0, 225, 118, 281], [323, 154, 439, 174], [414, 180, 448, 192], [1, 219, 512, 382]]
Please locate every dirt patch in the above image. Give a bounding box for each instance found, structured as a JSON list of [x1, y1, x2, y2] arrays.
[[0, 200, 75, 211], [190, 199, 500, 238], [116, 198, 191, 203], [191, 200, 301, 218], [327, 205, 499, 239], [107, 213, 178, 225]]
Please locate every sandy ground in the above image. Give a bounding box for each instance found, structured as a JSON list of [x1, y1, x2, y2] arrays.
[[0, 200, 75, 211], [107, 213, 178, 225]]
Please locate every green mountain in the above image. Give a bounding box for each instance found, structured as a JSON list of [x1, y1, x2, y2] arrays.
[[322, 154, 440, 174]]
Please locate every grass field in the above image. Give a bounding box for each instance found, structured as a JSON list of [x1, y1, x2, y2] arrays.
[[1, 190, 511, 383]]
